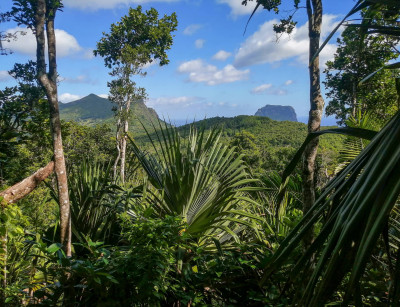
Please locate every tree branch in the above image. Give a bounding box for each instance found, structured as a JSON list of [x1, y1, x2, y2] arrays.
[[0, 161, 54, 204]]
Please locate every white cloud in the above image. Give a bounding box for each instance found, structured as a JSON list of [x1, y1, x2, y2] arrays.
[[251, 83, 272, 94], [251, 83, 288, 95], [183, 24, 203, 36], [195, 39, 205, 49], [3, 27, 82, 58], [217, 0, 258, 16], [59, 75, 95, 84], [212, 50, 232, 61], [0, 71, 11, 82], [64, 0, 180, 10], [59, 93, 81, 103], [177, 59, 250, 86], [234, 14, 340, 68], [147, 96, 201, 108], [285, 80, 293, 86], [98, 94, 109, 99]]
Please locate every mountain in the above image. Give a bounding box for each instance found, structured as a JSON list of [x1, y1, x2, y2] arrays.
[[59, 94, 160, 135], [255, 104, 298, 122]]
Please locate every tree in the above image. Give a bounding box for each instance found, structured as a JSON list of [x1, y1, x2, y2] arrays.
[[242, 0, 324, 247], [11, 0, 72, 256], [94, 6, 178, 184], [324, 25, 399, 125]]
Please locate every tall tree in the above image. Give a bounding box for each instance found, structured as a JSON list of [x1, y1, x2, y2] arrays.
[[94, 6, 177, 183], [242, 0, 324, 246], [324, 23, 399, 125], [11, 0, 71, 256]]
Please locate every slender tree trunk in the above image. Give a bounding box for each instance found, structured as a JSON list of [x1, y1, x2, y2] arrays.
[[352, 81, 357, 117], [120, 100, 130, 184], [302, 0, 324, 248], [113, 111, 122, 181], [34, 0, 71, 256]]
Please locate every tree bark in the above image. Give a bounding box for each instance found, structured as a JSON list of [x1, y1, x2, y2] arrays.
[[0, 161, 54, 204], [302, 0, 324, 248], [113, 113, 122, 182], [34, 0, 71, 256], [120, 100, 130, 184]]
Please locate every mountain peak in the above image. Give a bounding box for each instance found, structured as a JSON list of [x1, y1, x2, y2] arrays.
[[255, 104, 297, 122]]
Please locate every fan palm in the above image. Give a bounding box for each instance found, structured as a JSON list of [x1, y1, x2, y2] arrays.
[[129, 122, 263, 245]]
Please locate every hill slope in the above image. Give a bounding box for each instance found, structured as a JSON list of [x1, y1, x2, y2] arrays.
[[141, 115, 343, 173], [59, 94, 160, 135]]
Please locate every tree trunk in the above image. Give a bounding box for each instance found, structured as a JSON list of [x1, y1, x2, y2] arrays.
[[113, 110, 122, 182], [352, 81, 357, 117], [302, 0, 324, 248], [34, 0, 71, 256], [0, 161, 54, 204], [120, 100, 131, 184]]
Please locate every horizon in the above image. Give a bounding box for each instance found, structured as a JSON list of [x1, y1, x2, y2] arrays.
[[60, 93, 339, 126]]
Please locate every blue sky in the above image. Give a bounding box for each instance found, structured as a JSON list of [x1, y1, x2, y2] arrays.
[[0, 0, 357, 124]]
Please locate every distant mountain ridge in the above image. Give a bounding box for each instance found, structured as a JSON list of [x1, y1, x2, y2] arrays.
[[59, 94, 160, 135], [59, 94, 113, 121], [255, 104, 297, 122]]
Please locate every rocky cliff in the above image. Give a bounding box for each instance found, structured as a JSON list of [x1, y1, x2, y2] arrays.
[[255, 104, 297, 122]]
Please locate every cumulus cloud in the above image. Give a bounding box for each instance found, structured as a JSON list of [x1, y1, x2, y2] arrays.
[[98, 94, 109, 99], [177, 59, 250, 86], [0, 71, 11, 82], [285, 79, 293, 86], [59, 75, 96, 84], [59, 93, 81, 103], [195, 39, 205, 49], [212, 50, 232, 61], [251, 83, 272, 94], [183, 24, 203, 36], [217, 0, 258, 16], [251, 83, 288, 95], [64, 0, 179, 10], [147, 96, 202, 108], [3, 27, 82, 58], [234, 14, 340, 68]]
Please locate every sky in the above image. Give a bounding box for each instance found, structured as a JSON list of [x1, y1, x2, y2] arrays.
[[0, 0, 358, 124]]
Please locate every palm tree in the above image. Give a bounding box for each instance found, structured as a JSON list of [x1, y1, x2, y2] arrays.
[[129, 122, 263, 246]]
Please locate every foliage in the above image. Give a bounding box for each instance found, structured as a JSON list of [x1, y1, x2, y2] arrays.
[[94, 6, 177, 69], [0, 61, 50, 184], [324, 24, 399, 125], [130, 122, 263, 245], [263, 110, 400, 305], [62, 121, 115, 167]]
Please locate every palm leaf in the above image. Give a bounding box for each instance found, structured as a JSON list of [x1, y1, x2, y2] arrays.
[[263, 110, 400, 306], [128, 121, 262, 245]]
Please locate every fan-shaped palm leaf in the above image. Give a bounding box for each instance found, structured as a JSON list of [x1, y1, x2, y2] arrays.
[[129, 121, 262, 245]]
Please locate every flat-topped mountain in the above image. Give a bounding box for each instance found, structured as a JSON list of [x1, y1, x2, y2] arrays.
[[59, 94, 160, 135], [255, 104, 297, 122]]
